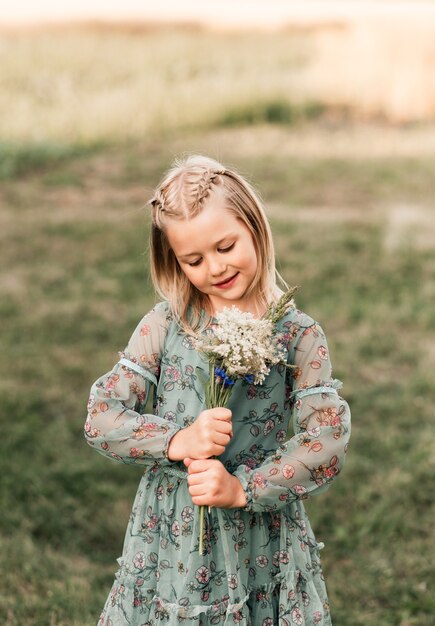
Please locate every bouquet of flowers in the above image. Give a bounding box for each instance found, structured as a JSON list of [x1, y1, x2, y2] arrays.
[[194, 287, 298, 554]]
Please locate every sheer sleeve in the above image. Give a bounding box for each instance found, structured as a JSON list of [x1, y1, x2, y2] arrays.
[[84, 301, 182, 466], [233, 314, 351, 512]]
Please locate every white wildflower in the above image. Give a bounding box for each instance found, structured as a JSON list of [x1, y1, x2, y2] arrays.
[[196, 306, 286, 385]]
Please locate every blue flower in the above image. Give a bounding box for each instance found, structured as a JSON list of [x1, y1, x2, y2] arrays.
[[214, 366, 235, 389], [244, 374, 255, 384]]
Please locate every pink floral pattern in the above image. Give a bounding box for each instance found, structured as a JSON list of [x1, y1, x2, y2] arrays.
[[85, 302, 351, 625]]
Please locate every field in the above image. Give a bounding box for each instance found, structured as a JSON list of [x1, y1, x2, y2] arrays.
[[1, 25, 435, 626]]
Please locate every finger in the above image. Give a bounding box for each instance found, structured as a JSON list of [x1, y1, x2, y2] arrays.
[[212, 432, 231, 447], [189, 447, 225, 460], [213, 446, 226, 457], [183, 457, 193, 468], [191, 494, 214, 506], [187, 474, 200, 486], [210, 408, 232, 421], [187, 471, 208, 486], [188, 483, 208, 497], [186, 459, 215, 474], [214, 421, 233, 436]]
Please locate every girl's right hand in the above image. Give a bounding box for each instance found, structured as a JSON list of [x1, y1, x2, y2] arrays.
[[167, 408, 233, 460]]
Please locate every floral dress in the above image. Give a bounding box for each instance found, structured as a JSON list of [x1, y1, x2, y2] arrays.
[[85, 301, 351, 626]]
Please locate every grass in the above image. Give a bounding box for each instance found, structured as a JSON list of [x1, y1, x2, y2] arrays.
[[218, 99, 328, 127], [0, 140, 102, 180], [1, 124, 434, 625], [0, 27, 312, 144]]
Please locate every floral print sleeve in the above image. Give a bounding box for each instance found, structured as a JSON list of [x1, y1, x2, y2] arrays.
[[84, 302, 182, 466], [233, 317, 351, 512]]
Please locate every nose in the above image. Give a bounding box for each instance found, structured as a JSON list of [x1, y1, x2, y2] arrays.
[[208, 256, 227, 277]]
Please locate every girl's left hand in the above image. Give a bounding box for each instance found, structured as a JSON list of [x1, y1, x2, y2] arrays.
[[184, 458, 247, 509]]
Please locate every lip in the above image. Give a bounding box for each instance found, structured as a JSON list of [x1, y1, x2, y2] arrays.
[[214, 272, 239, 289]]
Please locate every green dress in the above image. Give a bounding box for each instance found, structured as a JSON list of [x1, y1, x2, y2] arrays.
[[85, 301, 351, 626]]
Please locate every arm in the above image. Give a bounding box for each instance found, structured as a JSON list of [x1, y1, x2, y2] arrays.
[[232, 315, 351, 512], [84, 302, 182, 466]]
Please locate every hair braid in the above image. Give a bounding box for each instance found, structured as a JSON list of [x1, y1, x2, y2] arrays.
[[149, 188, 166, 212], [192, 169, 222, 211]]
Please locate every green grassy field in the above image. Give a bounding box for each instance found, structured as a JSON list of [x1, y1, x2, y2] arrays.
[[1, 27, 435, 626]]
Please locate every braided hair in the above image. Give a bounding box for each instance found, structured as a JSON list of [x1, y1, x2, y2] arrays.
[[150, 157, 226, 226], [148, 154, 286, 334]]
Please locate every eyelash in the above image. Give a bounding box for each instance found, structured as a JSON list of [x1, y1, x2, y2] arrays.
[[220, 243, 235, 253], [187, 243, 235, 267]]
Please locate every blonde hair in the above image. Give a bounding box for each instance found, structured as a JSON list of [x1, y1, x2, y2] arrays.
[[148, 154, 286, 334]]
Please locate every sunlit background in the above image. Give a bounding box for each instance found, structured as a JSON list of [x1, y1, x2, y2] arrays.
[[2, 1, 435, 140], [1, 2, 434, 625]]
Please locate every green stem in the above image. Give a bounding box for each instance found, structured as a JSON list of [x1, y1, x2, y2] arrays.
[[199, 504, 206, 555], [197, 360, 234, 555]]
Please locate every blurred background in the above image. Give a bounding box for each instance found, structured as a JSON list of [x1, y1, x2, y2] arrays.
[[1, 1, 434, 625]]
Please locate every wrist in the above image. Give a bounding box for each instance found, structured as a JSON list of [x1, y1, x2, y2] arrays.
[[231, 476, 248, 508], [167, 429, 187, 461]]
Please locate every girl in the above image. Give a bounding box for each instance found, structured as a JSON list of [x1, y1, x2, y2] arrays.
[[85, 154, 351, 626]]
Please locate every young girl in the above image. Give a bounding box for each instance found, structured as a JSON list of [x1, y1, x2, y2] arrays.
[[85, 154, 351, 626]]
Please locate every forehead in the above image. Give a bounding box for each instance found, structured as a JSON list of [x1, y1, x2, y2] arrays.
[[165, 195, 246, 256]]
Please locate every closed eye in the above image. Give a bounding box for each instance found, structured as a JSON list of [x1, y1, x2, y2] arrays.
[[218, 242, 235, 253], [186, 242, 235, 266]]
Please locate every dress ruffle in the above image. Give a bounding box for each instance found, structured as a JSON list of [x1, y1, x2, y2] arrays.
[[98, 469, 331, 625], [102, 570, 329, 625]]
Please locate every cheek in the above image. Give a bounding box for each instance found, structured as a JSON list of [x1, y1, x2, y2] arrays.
[[182, 267, 203, 287], [240, 239, 258, 266]]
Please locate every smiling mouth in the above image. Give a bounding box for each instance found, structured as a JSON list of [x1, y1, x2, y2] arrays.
[[214, 272, 239, 286]]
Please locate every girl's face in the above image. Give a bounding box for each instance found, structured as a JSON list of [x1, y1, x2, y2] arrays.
[[165, 190, 259, 314]]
